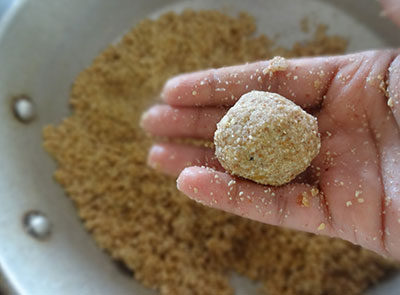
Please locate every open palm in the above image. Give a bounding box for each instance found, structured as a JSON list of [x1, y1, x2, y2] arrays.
[[141, 50, 400, 259]]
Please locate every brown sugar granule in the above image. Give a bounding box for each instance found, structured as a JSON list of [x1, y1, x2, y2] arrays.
[[43, 10, 397, 295]]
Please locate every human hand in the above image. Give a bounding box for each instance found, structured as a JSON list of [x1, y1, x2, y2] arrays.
[[380, 0, 400, 27], [141, 50, 400, 260]]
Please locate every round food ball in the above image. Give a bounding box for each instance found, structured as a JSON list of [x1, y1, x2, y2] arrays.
[[214, 91, 320, 186]]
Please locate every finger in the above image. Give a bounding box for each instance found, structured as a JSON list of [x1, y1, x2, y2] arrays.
[[177, 166, 333, 236], [380, 0, 400, 27], [162, 56, 339, 108], [387, 55, 400, 127], [141, 105, 226, 140], [148, 143, 223, 177]]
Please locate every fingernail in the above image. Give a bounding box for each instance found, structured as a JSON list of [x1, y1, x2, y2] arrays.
[[139, 109, 150, 129], [140, 106, 160, 130], [176, 176, 183, 191], [162, 76, 180, 101], [165, 76, 181, 89], [176, 168, 186, 191], [176, 167, 194, 192], [147, 145, 164, 169]]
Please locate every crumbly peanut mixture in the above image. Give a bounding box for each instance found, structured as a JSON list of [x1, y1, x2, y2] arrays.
[[43, 10, 397, 295], [263, 56, 289, 75], [214, 91, 320, 186]]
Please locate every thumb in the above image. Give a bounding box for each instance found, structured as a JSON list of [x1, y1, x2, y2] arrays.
[[380, 0, 400, 27], [177, 167, 331, 236]]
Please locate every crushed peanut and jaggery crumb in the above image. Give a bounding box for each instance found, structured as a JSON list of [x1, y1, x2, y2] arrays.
[[263, 56, 289, 75], [43, 10, 397, 295], [214, 91, 321, 186]]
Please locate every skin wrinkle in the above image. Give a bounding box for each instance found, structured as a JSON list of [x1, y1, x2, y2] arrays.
[[263, 61, 327, 111], [211, 69, 219, 104], [366, 118, 389, 255], [337, 59, 366, 113], [381, 195, 388, 254], [318, 65, 340, 111], [313, 61, 338, 109], [307, 65, 340, 118], [264, 64, 282, 98], [316, 62, 348, 241], [261, 60, 296, 106], [191, 108, 203, 138], [319, 191, 335, 236], [228, 179, 240, 213], [276, 189, 288, 227], [364, 52, 399, 256]]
